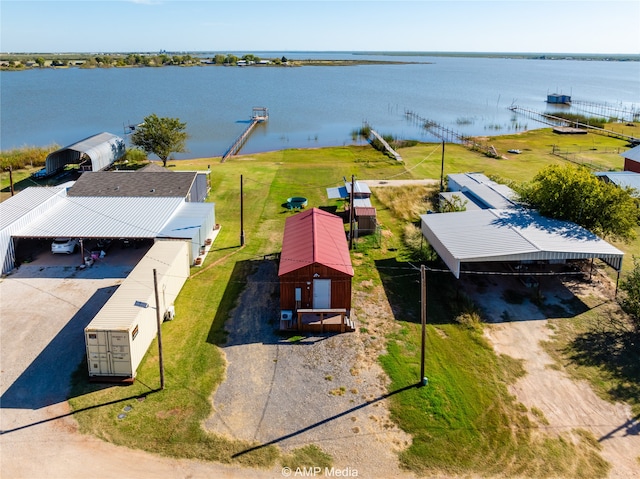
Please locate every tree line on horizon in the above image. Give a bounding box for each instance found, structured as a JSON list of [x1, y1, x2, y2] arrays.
[[0, 53, 290, 69]]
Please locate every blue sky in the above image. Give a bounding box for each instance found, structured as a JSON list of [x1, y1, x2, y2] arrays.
[[1, 1, 639, 54]]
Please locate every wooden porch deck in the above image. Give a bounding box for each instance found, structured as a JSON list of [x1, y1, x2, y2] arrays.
[[280, 308, 355, 333]]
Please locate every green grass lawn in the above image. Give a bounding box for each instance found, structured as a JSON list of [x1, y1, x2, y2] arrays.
[[19, 129, 634, 476]]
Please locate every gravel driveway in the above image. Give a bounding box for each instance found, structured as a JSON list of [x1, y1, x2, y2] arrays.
[[205, 260, 413, 478], [0, 261, 282, 479]]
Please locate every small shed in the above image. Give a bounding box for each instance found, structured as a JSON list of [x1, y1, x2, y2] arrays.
[[326, 179, 377, 235], [278, 208, 354, 333], [45, 132, 125, 176], [354, 206, 377, 234]]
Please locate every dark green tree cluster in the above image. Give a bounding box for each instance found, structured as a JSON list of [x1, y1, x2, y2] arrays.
[[130, 114, 188, 167], [518, 164, 638, 242]]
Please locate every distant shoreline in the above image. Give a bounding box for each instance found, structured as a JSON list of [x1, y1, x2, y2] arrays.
[[1, 51, 638, 71], [354, 51, 640, 61]]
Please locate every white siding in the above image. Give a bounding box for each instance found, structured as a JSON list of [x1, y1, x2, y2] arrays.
[[0, 187, 68, 273], [84, 241, 190, 378]]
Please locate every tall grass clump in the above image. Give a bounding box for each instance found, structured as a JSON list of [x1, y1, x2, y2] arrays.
[[373, 185, 435, 221], [550, 112, 608, 129], [0, 144, 58, 170]]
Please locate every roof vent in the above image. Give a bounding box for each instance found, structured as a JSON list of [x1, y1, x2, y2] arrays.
[[150, 189, 155, 193]]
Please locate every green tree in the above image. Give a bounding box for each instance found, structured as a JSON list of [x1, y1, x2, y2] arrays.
[[224, 54, 238, 65], [130, 114, 188, 167], [35, 57, 45, 67], [213, 54, 226, 65], [518, 164, 638, 242], [439, 194, 468, 213], [620, 256, 640, 333]]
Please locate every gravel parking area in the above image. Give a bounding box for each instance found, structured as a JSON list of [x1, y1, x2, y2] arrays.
[[1, 254, 276, 479], [205, 260, 414, 478]]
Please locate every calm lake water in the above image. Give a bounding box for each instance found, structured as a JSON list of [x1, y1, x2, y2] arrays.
[[1, 52, 639, 159]]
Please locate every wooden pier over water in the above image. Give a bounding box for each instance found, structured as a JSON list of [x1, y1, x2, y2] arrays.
[[364, 123, 402, 161], [509, 105, 639, 143], [222, 107, 268, 162]]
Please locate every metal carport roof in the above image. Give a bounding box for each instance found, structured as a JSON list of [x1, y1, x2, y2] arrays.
[[421, 209, 624, 278], [45, 132, 125, 175], [15, 196, 185, 239]]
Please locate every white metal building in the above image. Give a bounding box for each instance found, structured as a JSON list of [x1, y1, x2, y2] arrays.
[[1, 186, 216, 273], [84, 241, 190, 379], [421, 208, 624, 278], [0, 186, 68, 274]]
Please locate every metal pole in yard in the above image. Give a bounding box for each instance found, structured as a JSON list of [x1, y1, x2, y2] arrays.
[[240, 174, 245, 246], [440, 141, 445, 192], [420, 264, 428, 387], [153, 268, 165, 390], [349, 175, 355, 250]]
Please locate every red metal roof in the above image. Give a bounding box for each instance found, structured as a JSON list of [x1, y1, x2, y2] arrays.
[[278, 208, 353, 277], [354, 206, 377, 217]]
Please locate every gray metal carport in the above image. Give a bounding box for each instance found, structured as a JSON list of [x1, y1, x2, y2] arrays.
[[421, 209, 624, 279], [45, 132, 125, 175]]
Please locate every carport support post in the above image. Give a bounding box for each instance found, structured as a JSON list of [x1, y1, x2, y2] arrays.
[[420, 264, 428, 387], [153, 268, 165, 390]]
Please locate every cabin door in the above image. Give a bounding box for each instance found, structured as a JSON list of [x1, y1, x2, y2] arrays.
[[313, 279, 331, 309]]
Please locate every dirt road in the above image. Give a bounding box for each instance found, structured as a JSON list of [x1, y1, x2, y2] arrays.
[[465, 274, 640, 478]]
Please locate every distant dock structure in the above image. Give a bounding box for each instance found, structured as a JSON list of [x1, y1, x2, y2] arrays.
[[547, 93, 572, 105], [222, 107, 268, 161]]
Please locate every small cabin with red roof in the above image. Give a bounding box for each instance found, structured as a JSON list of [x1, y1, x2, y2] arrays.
[[278, 208, 355, 333]]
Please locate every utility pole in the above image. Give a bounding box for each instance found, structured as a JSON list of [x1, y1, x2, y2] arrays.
[[348, 175, 355, 250], [153, 268, 165, 390], [420, 264, 428, 387], [440, 141, 445, 192], [240, 174, 245, 246]]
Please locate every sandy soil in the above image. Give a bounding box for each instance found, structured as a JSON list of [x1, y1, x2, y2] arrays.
[[463, 271, 640, 478]]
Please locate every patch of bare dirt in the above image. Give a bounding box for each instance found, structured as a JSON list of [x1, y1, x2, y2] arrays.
[[464, 270, 640, 478]]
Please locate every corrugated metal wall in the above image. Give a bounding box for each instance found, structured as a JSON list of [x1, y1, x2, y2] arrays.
[[1, 188, 67, 274], [85, 241, 189, 378]]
